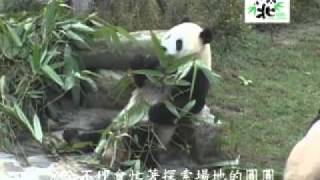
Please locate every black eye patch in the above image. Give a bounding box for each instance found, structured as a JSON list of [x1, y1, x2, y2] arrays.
[[176, 39, 183, 51]]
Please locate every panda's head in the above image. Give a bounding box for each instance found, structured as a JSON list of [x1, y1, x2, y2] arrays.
[[161, 22, 213, 69]]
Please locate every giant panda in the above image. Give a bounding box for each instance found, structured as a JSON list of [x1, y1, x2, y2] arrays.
[[284, 111, 320, 180], [123, 21, 213, 151]]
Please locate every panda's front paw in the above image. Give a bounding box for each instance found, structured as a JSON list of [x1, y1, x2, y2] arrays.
[[149, 103, 177, 125]]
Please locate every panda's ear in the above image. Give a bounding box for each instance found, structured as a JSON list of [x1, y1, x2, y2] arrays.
[[200, 28, 213, 44]]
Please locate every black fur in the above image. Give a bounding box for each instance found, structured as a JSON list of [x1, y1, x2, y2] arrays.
[[130, 55, 159, 87], [200, 28, 213, 44], [149, 67, 209, 125]]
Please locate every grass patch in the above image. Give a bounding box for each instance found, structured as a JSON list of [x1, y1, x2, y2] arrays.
[[210, 22, 320, 176]]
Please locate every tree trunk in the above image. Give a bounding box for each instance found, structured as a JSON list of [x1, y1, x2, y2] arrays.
[[80, 30, 166, 70], [69, 0, 94, 14]]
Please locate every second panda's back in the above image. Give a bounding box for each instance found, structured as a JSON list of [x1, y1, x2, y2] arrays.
[[284, 122, 320, 180]]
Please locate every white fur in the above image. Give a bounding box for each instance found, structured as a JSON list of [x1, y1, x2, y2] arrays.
[[284, 120, 320, 180], [123, 82, 170, 122]]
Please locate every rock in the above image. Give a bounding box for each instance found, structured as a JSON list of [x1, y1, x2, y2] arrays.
[[191, 106, 224, 164], [0, 153, 99, 180], [26, 156, 52, 168]]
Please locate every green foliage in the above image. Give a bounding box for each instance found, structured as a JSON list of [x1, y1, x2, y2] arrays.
[[95, 0, 248, 39], [292, 0, 320, 22], [0, 0, 134, 150], [0, 0, 42, 13]]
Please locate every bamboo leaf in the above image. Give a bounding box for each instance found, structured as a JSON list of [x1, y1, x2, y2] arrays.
[[66, 30, 86, 44], [69, 22, 95, 32], [33, 114, 43, 143], [176, 61, 193, 80], [42, 48, 60, 65], [116, 26, 136, 42], [63, 44, 78, 91], [164, 101, 180, 119], [41, 64, 64, 87], [0, 76, 6, 100], [196, 61, 221, 85], [110, 28, 120, 43], [6, 25, 22, 47], [42, 0, 58, 42], [66, 30, 88, 45], [189, 62, 198, 99], [94, 138, 108, 155], [150, 31, 168, 68], [167, 54, 195, 73], [74, 72, 97, 91], [181, 100, 196, 116], [13, 103, 34, 134], [32, 44, 41, 71], [125, 102, 149, 127]]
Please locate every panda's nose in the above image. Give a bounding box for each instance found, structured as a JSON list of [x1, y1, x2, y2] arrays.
[[160, 46, 167, 52]]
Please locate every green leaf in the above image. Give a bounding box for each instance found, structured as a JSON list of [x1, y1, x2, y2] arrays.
[[33, 114, 43, 143], [42, 0, 58, 42], [14, 103, 34, 134], [110, 75, 131, 101], [110, 28, 120, 43], [74, 72, 98, 91], [174, 79, 191, 86], [116, 26, 136, 42], [41, 64, 64, 87], [0, 76, 6, 100], [39, 47, 48, 65], [32, 44, 41, 71], [176, 61, 193, 80], [113, 102, 149, 128], [42, 48, 60, 65], [63, 44, 78, 91], [164, 101, 180, 119], [181, 100, 196, 116], [189, 62, 198, 99], [126, 102, 149, 127], [95, 138, 108, 155], [6, 25, 22, 47], [196, 61, 221, 85], [167, 54, 195, 73], [65, 30, 88, 46], [0, 104, 17, 121], [64, 76, 75, 90], [69, 22, 95, 32], [150, 31, 168, 68], [89, 19, 104, 28], [66, 30, 86, 44]]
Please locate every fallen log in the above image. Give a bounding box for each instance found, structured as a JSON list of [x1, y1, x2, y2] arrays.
[[79, 30, 166, 70]]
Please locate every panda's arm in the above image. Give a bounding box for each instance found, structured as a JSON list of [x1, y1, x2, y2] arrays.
[[149, 68, 209, 125], [176, 69, 210, 113], [130, 55, 159, 88]]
